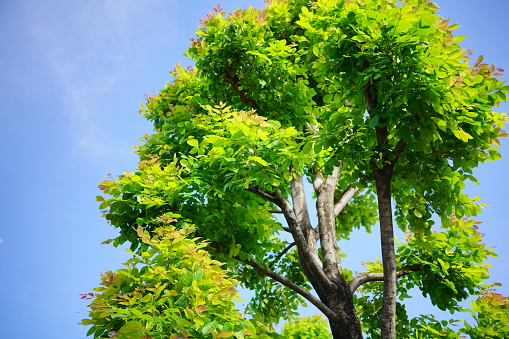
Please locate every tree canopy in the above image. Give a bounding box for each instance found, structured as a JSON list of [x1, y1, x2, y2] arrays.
[[81, 0, 508, 338]]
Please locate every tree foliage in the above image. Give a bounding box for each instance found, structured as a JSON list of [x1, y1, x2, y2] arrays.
[[82, 0, 508, 338], [460, 284, 509, 339], [281, 315, 332, 339], [80, 220, 278, 338]]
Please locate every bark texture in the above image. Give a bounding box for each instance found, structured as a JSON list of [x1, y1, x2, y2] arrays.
[[366, 79, 404, 339], [313, 169, 364, 339], [248, 172, 365, 339], [374, 166, 397, 339]]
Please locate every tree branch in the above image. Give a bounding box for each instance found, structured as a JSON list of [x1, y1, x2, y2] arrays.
[[333, 187, 360, 218], [224, 61, 260, 111], [247, 186, 277, 204], [271, 190, 333, 291], [288, 174, 329, 302], [290, 175, 313, 235], [280, 225, 292, 233], [269, 242, 296, 269], [237, 257, 340, 322], [391, 138, 407, 166], [290, 175, 320, 253], [348, 264, 422, 294], [313, 166, 344, 284], [247, 188, 291, 232]]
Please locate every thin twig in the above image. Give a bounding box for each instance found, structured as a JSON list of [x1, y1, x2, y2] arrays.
[[269, 242, 296, 269]]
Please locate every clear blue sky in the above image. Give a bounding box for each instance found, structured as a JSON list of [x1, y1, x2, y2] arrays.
[[0, 0, 507, 338]]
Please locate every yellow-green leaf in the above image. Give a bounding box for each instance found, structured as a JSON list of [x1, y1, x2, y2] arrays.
[[452, 128, 473, 142], [248, 156, 268, 166], [217, 331, 234, 338], [187, 139, 199, 147]]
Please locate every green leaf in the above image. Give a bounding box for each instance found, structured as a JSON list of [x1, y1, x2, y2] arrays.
[[248, 156, 268, 166], [432, 117, 447, 131], [86, 326, 96, 336], [141, 293, 153, 302], [187, 139, 199, 147], [202, 320, 218, 335], [351, 35, 367, 42], [302, 141, 313, 155], [495, 89, 507, 103], [452, 128, 473, 142], [80, 319, 95, 325], [454, 35, 466, 43], [368, 116, 379, 128], [119, 321, 145, 335], [500, 85, 509, 94]]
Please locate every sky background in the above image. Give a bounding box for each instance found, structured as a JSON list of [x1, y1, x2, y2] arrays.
[[0, 0, 508, 338]]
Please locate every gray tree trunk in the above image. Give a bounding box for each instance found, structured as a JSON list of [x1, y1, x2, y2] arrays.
[[374, 166, 397, 339]]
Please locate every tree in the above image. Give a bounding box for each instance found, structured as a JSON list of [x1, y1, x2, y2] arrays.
[[82, 0, 508, 338]]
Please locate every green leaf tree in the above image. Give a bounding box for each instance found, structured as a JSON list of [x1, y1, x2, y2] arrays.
[[83, 0, 508, 338]]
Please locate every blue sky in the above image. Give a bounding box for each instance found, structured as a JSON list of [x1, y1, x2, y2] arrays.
[[0, 0, 507, 338]]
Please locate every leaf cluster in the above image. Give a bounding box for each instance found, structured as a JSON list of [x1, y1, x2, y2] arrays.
[[280, 314, 332, 339], [461, 285, 509, 338], [80, 223, 277, 338], [398, 217, 496, 311]]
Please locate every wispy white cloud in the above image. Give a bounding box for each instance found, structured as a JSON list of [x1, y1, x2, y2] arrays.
[[27, 0, 148, 160]]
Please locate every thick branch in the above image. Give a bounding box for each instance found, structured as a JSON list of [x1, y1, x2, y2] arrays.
[[314, 166, 344, 284], [238, 257, 340, 322], [394, 138, 407, 159], [364, 81, 379, 113], [290, 175, 320, 254], [375, 165, 397, 339], [288, 174, 330, 303], [290, 175, 313, 235], [333, 187, 360, 218], [271, 190, 333, 291], [348, 264, 422, 294], [366, 75, 396, 338]]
